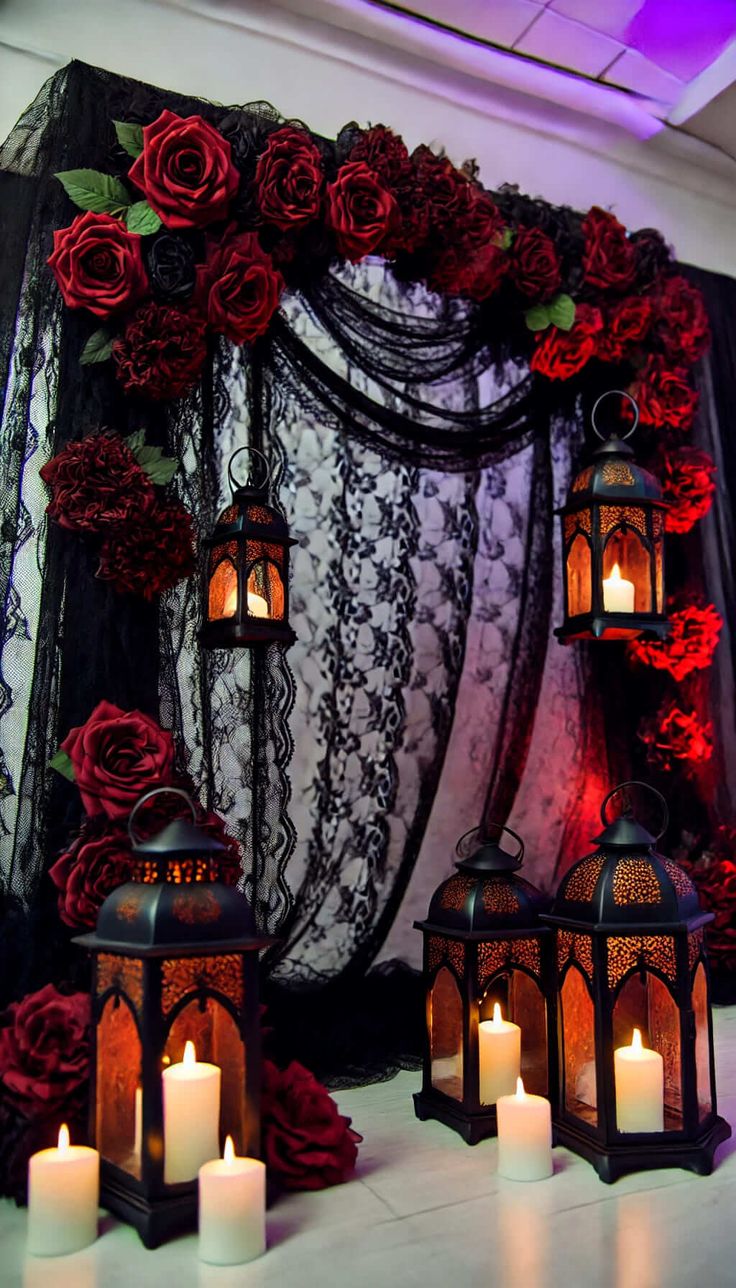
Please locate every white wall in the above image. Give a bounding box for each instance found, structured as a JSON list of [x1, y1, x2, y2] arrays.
[[1, 0, 736, 275]]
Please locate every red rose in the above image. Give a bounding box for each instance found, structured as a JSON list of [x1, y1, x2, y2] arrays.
[[680, 834, 736, 973], [129, 109, 239, 230], [350, 125, 412, 189], [261, 1059, 360, 1191], [48, 211, 148, 319], [429, 188, 507, 301], [582, 206, 636, 292], [597, 295, 653, 362], [0, 985, 90, 1116], [195, 229, 283, 344], [510, 226, 561, 301], [530, 304, 603, 380], [658, 446, 716, 534], [112, 301, 208, 401], [255, 126, 324, 230], [348, 126, 423, 255], [49, 821, 133, 929], [39, 432, 153, 533], [655, 275, 710, 364], [98, 495, 196, 601], [630, 356, 698, 431], [60, 699, 176, 819], [639, 701, 713, 773], [413, 147, 468, 240], [325, 161, 398, 262], [628, 600, 722, 681]]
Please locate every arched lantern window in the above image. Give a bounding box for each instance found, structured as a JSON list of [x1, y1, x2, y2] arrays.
[[200, 447, 296, 649], [555, 392, 669, 643], [543, 782, 731, 1182], [414, 824, 554, 1144]]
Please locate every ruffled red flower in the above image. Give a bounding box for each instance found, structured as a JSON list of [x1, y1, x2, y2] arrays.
[[510, 226, 561, 301], [97, 495, 195, 601], [129, 109, 239, 230], [255, 126, 324, 230], [530, 304, 603, 380], [325, 161, 398, 262], [657, 446, 716, 534], [348, 125, 424, 254], [597, 295, 653, 363], [680, 832, 736, 973], [39, 432, 153, 533], [60, 699, 176, 820], [0, 985, 90, 1116], [261, 1058, 360, 1191], [639, 700, 713, 773], [50, 821, 133, 929], [429, 188, 507, 301], [630, 356, 698, 431], [113, 302, 208, 401], [582, 206, 636, 292], [655, 275, 710, 365], [195, 228, 283, 344], [628, 600, 722, 680], [48, 211, 148, 320]]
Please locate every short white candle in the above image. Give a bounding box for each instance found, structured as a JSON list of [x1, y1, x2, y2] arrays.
[[223, 585, 270, 618], [198, 1136, 266, 1265], [614, 1028, 664, 1132], [497, 1078, 553, 1181], [27, 1124, 99, 1256], [479, 1003, 521, 1104], [602, 562, 635, 613], [163, 1040, 221, 1183]]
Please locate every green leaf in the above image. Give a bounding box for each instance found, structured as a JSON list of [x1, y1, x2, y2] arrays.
[[500, 227, 514, 251], [49, 748, 75, 782], [548, 293, 576, 332], [125, 201, 161, 235], [113, 119, 144, 159], [54, 169, 132, 215], [80, 328, 113, 365], [124, 429, 146, 455], [135, 445, 178, 485], [524, 304, 551, 332]]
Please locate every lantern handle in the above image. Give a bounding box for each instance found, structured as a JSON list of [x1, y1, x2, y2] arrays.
[[600, 780, 669, 840], [591, 390, 639, 442], [227, 446, 274, 496], [455, 823, 525, 865], [128, 787, 197, 846]]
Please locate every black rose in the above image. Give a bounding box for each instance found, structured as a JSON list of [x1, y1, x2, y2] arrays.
[[629, 228, 673, 287], [147, 234, 196, 302]]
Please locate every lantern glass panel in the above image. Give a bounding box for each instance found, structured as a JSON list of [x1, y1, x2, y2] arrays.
[[429, 966, 464, 1101], [693, 963, 713, 1123], [612, 971, 682, 1127], [566, 534, 592, 617], [602, 527, 651, 611], [246, 558, 285, 621], [479, 970, 548, 1095], [164, 996, 247, 1151], [97, 995, 141, 1179], [208, 557, 237, 621], [655, 540, 664, 612], [561, 965, 597, 1125]]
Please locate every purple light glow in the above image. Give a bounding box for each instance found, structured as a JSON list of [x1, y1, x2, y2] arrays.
[[625, 0, 736, 81]]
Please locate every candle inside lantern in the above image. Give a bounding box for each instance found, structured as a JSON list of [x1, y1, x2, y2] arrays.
[[479, 1003, 521, 1105], [27, 1124, 99, 1256], [614, 1028, 664, 1133], [497, 1077, 553, 1182], [602, 562, 635, 613], [163, 1040, 221, 1183], [223, 584, 270, 619], [198, 1135, 266, 1265]]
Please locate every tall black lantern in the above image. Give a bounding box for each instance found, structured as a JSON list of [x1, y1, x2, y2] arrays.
[[414, 825, 554, 1144], [75, 789, 271, 1248], [200, 446, 296, 649], [555, 392, 669, 642], [543, 782, 731, 1182]]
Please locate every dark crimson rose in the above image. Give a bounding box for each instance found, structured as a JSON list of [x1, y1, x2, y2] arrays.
[[195, 228, 284, 344], [348, 126, 423, 255], [629, 227, 672, 285], [630, 356, 698, 431], [112, 301, 207, 401], [655, 275, 710, 364], [0, 985, 90, 1116], [49, 821, 133, 930], [255, 126, 324, 230], [582, 206, 636, 292], [510, 226, 562, 300], [147, 233, 197, 301], [530, 304, 603, 380], [129, 109, 239, 230], [60, 699, 176, 819], [48, 211, 148, 319], [639, 701, 713, 774], [683, 832, 736, 973], [98, 495, 196, 601], [39, 432, 153, 533], [429, 189, 507, 301], [349, 125, 411, 188], [325, 161, 398, 262], [261, 1058, 361, 1191], [628, 600, 722, 681], [413, 146, 468, 240], [657, 446, 716, 534], [597, 295, 653, 362]]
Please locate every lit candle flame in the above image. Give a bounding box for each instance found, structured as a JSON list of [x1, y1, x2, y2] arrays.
[[632, 1027, 643, 1052], [58, 1123, 70, 1152], [492, 1002, 503, 1025], [515, 1077, 526, 1100], [610, 562, 622, 582], [223, 585, 270, 619], [223, 1135, 235, 1165], [183, 1040, 196, 1067]]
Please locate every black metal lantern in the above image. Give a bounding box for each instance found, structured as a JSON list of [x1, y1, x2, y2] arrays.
[[200, 447, 296, 649], [414, 824, 555, 1144], [555, 392, 669, 642], [543, 782, 731, 1182], [75, 789, 271, 1248]]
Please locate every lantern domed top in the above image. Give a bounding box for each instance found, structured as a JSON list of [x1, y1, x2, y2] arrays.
[[565, 435, 664, 508], [421, 824, 548, 935]]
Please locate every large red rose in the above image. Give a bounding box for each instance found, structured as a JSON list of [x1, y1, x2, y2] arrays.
[[98, 495, 196, 601], [657, 446, 716, 534], [48, 211, 148, 319], [112, 301, 208, 401], [510, 226, 561, 301], [325, 161, 397, 262], [261, 1058, 360, 1191], [655, 275, 711, 365], [129, 109, 239, 230], [628, 600, 722, 681], [39, 432, 153, 533], [630, 356, 698, 431], [639, 701, 713, 773], [195, 229, 283, 344], [349, 126, 424, 254], [597, 295, 653, 363], [530, 304, 603, 380], [0, 985, 90, 1116], [255, 126, 324, 230], [429, 188, 507, 301], [60, 699, 176, 819], [582, 206, 636, 292], [49, 821, 133, 929]]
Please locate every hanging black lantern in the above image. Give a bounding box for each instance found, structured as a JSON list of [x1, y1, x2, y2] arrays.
[[543, 782, 731, 1182], [75, 788, 272, 1248], [200, 446, 296, 649], [414, 824, 555, 1144], [555, 391, 669, 642]]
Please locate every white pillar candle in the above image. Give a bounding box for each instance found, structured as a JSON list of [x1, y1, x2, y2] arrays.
[[479, 1003, 521, 1105], [602, 562, 635, 613], [27, 1124, 99, 1256], [223, 586, 270, 618], [614, 1028, 664, 1132], [163, 1040, 221, 1183], [198, 1136, 266, 1265], [497, 1078, 553, 1182]]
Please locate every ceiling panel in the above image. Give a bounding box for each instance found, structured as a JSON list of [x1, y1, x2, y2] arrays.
[[513, 8, 624, 77], [548, 0, 645, 41], [603, 48, 684, 106], [406, 0, 544, 48]]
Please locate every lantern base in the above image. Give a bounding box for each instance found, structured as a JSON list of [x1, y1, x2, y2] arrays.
[[555, 613, 669, 643], [554, 1114, 731, 1184], [413, 1090, 501, 1145], [101, 1165, 197, 1249], [199, 619, 296, 649]]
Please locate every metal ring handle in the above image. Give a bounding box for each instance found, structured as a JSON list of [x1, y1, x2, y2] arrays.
[[128, 787, 196, 846], [455, 822, 525, 865], [227, 446, 272, 495], [591, 390, 639, 442], [600, 780, 669, 840]]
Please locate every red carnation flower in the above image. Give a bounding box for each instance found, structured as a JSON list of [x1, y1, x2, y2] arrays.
[[510, 226, 561, 301], [325, 161, 398, 262], [195, 228, 283, 345], [597, 295, 653, 363], [582, 206, 636, 292], [639, 701, 713, 773], [39, 432, 153, 533], [657, 446, 716, 534], [60, 699, 176, 819], [655, 275, 710, 365], [48, 211, 148, 320], [349, 125, 412, 189], [97, 494, 195, 601], [429, 188, 507, 301], [630, 356, 698, 431], [628, 600, 722, 681], [530, 304, 603, 381], [129, 109, 239, 230], [261, 1058, 360, 1191], [113, 302, 208, 401], [0, 985, 90, 1117], [255, 126, 324, 231]]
